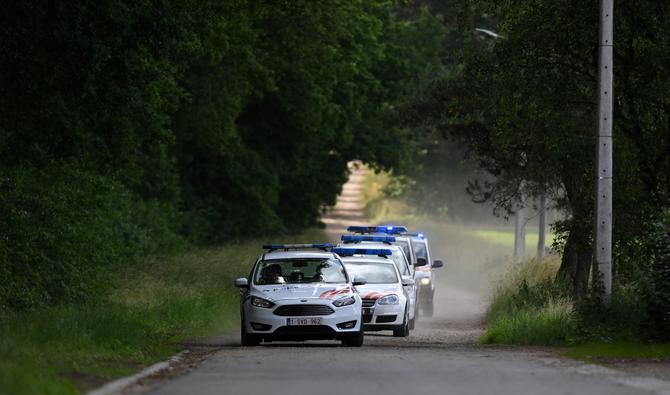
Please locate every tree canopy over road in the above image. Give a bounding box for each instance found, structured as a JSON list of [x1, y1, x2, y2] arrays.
[[0, 0, 442, 309]]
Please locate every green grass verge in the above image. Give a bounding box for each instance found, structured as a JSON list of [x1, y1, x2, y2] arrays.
[[480, 298, 576, 345], [480, 257, 577, 345], [566, 342, 670, 361], [0, 229, 326, 395]]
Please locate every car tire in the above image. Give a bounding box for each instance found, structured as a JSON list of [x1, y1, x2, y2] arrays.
[[341, 330, 364, 347], [393, 306, 410, 337], [240, 316, 260, 346]]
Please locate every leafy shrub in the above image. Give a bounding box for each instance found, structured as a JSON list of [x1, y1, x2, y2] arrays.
[[645, 209, 670, 340], [481, 298, 576, 345], [482, 257, 578, 345], [0, 164, 182, 309], [575, 283, 649, 342]]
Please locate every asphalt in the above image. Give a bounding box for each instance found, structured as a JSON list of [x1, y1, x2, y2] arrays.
[[139, 164, 670, 395]]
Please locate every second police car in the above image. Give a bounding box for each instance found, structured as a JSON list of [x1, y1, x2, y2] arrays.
[[332, 247, 414, 337], [338, 233, 419, 329]]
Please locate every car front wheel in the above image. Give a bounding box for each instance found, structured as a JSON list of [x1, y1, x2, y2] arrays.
[[240, 316, 260, 346], [393, 306, 410, 337], [341, 330, 364, 347]]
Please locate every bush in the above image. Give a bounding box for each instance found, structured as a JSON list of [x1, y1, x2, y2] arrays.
[[482, 255, 660, 345], [576, 283, 649, 342], [482, 257, 578, 345], [0, 164, 182, 310], [481, 298, 576, 345], [646, 209, 670, 339]]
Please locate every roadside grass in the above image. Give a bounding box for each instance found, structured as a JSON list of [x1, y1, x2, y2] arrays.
[[480, 257, 578, 345], [478, 257, 666, 351], [480, 298, 576, 345], [0, 229, 327, 395], [566, 342, 670, 362]]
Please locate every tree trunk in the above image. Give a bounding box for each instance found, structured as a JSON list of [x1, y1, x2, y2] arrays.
[[514, 207, 526, 258], [557, 225, 592, 298], [537, 194, 547, 258]]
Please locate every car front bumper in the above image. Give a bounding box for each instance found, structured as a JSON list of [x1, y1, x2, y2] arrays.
[[243, 299, 362, 340], [362, 302, 405, 330]]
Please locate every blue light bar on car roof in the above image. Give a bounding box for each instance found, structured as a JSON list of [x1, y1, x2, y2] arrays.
[[341, 235, 396, 243], [262, 243, 334, 252], [332, 248, 393, 257], [346, 225, 409, 234]]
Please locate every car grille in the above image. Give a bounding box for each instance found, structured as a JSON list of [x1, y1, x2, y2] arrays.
[[362, 314, 373, 323], [273, 304, 335, 316], [376, 315, 397, 323], [362, 299, 376, 308]]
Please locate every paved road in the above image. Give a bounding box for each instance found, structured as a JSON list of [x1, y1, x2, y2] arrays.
[[144, 286, 668, 395], [142, 165, 669, 395]]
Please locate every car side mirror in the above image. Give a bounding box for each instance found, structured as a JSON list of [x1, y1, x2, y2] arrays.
[[432, 260, 444, 268], [352, 276, 367, 286], [415, 257, 428, 267], [234, 277, 249, 288], [401, 276, 415, 286]]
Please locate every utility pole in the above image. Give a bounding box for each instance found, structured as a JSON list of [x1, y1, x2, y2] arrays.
[[537, 194, 547, 258], [594, 0, 613, 301], [514, 206, 526, 258]]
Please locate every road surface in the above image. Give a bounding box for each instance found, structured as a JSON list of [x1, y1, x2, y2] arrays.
[[138, 165, 670, 395]]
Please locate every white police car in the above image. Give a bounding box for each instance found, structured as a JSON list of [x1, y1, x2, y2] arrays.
[[332, 247, 414, 337], [338, 234, 420, 329], [347, 226, 418, 266], [234, 244, 367, 347], [404, 233, 444, 317]]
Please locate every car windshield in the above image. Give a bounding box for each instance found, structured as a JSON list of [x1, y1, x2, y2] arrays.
[[389, 248, 411, 276], [254, 258, 347, 285], [412, 241, 428, 261], [343, 261, 398, 284], [394, 239, 414, 264]]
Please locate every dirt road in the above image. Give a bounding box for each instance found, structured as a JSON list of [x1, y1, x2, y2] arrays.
[[140, 166, 669, 395]]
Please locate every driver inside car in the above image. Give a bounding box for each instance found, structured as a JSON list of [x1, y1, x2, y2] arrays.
[[261, 264, 284, 284]]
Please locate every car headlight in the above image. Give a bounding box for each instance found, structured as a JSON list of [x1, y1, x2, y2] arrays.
[[420, 278, 430, 285], [377, 294, 399, 305], [333, 295, 355, 307], [250, 296, 275, 308]]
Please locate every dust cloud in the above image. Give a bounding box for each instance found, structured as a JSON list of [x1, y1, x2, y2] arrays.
[[322, 164, 517, 343], [412, 220, 512, 340]]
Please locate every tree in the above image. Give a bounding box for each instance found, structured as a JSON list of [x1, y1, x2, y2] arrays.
[[403, 0, 670, 304]]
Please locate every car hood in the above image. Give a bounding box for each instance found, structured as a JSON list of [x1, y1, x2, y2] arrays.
[[355, 283, 401, 300], [254, 283, 354, 301]]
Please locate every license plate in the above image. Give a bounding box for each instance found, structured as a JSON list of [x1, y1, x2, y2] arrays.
[[286, 317, 322, 326]]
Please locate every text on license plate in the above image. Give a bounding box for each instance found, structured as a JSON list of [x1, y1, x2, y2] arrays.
[[286, 317, 322, 326]]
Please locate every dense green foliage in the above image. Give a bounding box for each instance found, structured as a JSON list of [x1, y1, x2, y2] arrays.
[[0, 1, 443, 309]]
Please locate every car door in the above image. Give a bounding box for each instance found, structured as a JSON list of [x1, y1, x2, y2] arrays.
[[397, 249, 417, 319]]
